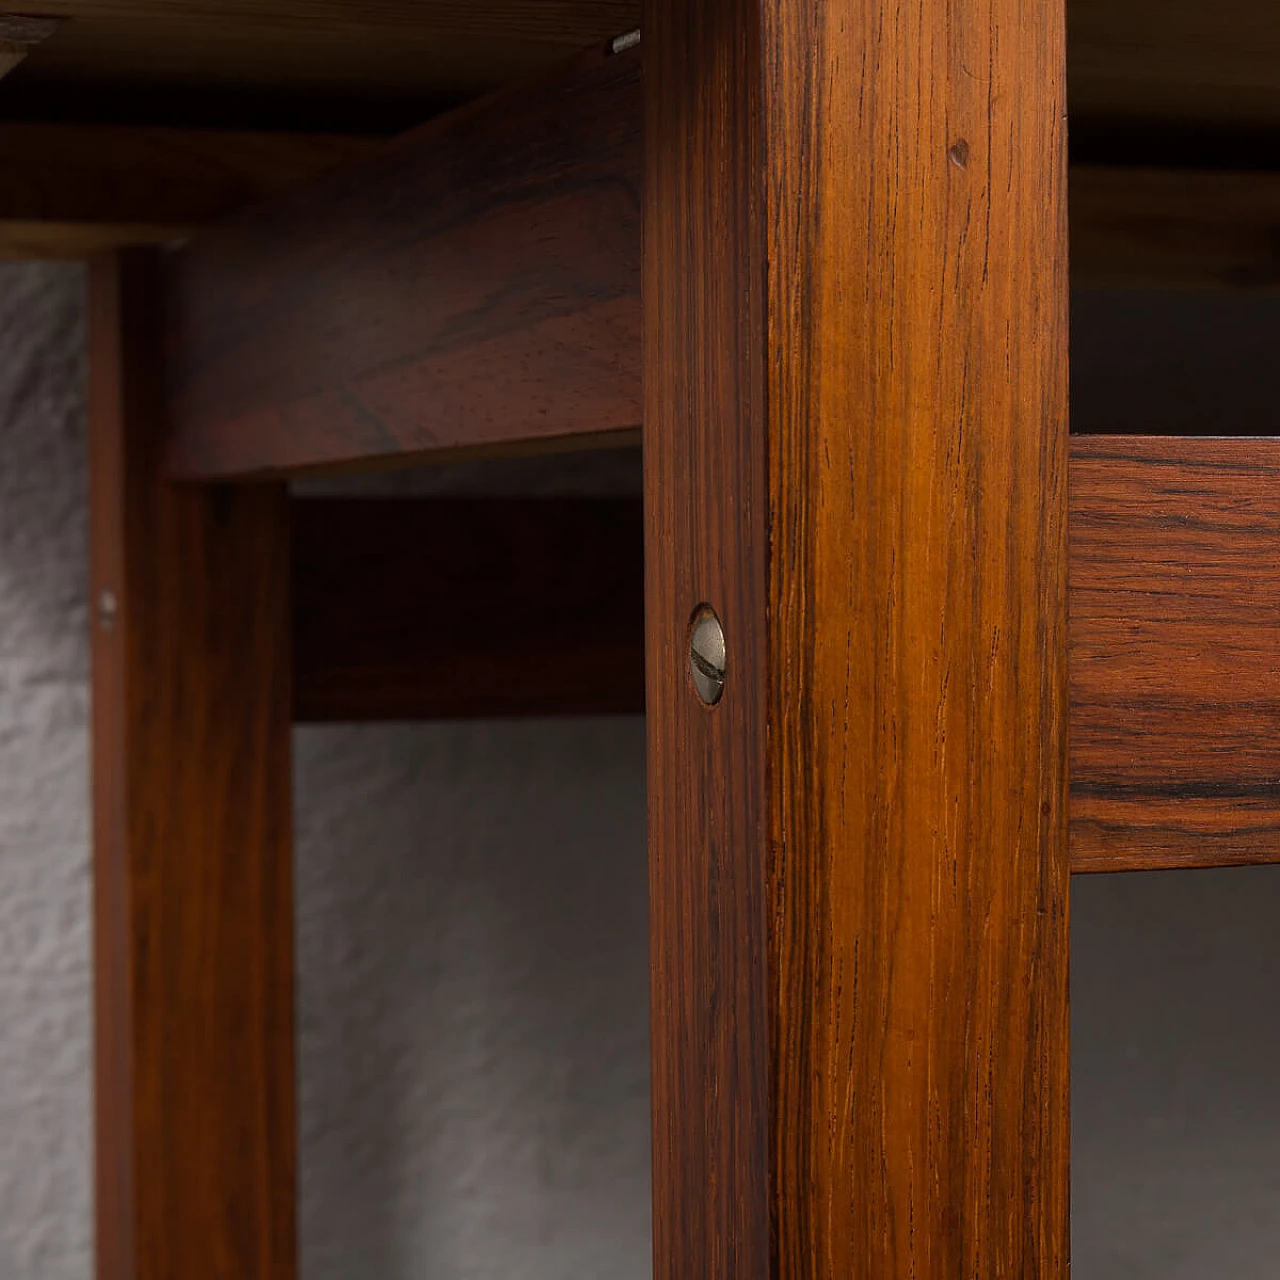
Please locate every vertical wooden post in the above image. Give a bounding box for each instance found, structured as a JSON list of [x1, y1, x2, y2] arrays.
[[90, 249, 296, 1278], [643, 0, 1070, 1275]]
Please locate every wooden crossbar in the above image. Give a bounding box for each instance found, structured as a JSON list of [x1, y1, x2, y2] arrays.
[[165, 42, 642, 480], [293, 437, 1280, 876], [160, 43, 1280, 481]]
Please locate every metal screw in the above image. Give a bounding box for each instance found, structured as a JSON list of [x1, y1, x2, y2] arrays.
[[97, 589, 118, 632], [688, 606, 726, 706], [610, 28, 641, 55]]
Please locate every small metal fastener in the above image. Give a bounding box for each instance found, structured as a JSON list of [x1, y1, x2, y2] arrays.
[[688, 605, 726, 706], [610, 28, 641, 55], [97, 589, 118, 632]]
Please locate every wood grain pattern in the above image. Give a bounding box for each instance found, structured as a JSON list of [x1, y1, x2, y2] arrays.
[[292, 497, 645, 721], [1071, 436, 1280, 872], [1072, 167, 1280, 291], [164, 41, 641, 479], [643, 3, 770, 1273], [0, 123, 372, 259], [277, 449, 1280, 879], [645, 0, 1069, 1276], [156, 49, 1259, 483], [90, 249, 296, 1279]]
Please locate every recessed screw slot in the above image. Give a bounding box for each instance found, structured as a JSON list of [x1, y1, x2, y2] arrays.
[[688, 606, 726, 706]]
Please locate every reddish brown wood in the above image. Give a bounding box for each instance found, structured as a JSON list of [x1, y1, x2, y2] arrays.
[[292, 497, 645, 721], [1070, 436, 1280, 872], [645, 0, 1069, 1276], [281, 449, 1280, 881], [156, 36, 1248, 484], [643, 4, 769, 1274], [90, 249, 296, 1279], [164, 40, 641, 480], [1070, 167, 1280, 291]]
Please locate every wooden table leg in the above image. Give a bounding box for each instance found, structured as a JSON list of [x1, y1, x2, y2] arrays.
[[89, 249, 296, 1279], [643, 1, 1070, 1274]]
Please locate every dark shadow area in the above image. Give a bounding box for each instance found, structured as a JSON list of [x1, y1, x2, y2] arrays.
[[1071, 290, 1280, 436]]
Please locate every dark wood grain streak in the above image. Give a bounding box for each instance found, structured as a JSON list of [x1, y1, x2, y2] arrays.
[[645, 1, 1069, 1276], [164, 41, 641, 480], [292, 497, 645, 721], [90, 249, 296, 1279], [1070, 436, 1280, 871]]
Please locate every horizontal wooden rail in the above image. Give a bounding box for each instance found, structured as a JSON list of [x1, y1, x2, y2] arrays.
[[299, 440, 1280, 874], [0, 124, 373, 260], [1069, 436, 1280, 872], [292, 497, 644, 721], [163, 41, 1280, 480], [166, 40, 642, 480]]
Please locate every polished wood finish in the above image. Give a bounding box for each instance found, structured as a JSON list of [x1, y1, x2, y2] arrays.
[[0, 124, 372, 260], [89, 249, 296, 1279], [643, 5, 769, 1267], [645, 1, 1068, 1277], [157, 43, 1262, 483], [164, 41, 641, 480], [1072, 167, 1280, 290], [292, 497, 645, 721], [284, 450, 1280, 881], [1071, 437, 1280, 872]]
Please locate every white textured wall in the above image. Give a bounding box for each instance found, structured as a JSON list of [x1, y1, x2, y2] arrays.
[[294, 722, 650, 1280], [0, 263, 92, 1278], [1, 264, 1279, 1278], [1073, 867, 1280, 1279]]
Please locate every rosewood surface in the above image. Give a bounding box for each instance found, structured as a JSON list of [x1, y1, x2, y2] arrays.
[[643, 0, 1070, 1275], [157, 43, 1265, 482], [90, 249, 296, 1280], [165, 42, 642, 479]]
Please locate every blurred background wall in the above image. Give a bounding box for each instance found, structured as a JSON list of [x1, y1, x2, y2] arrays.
[[0, 261, 1276, 1278]]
